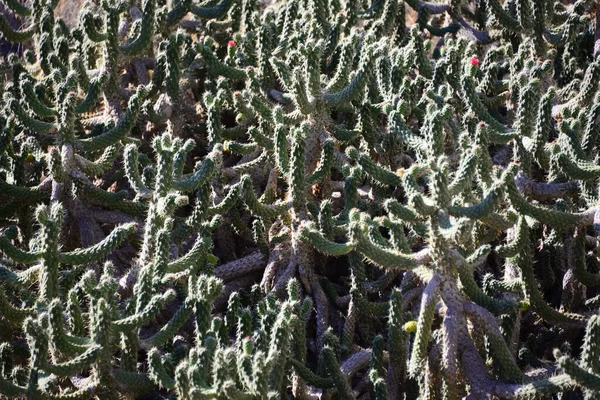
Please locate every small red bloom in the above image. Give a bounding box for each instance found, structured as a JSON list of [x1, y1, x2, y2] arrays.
[[470, 57, 479, 67], [228, 40, 236, 47]]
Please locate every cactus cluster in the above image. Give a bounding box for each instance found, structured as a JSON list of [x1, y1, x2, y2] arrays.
[[1, 0, 600, 398]]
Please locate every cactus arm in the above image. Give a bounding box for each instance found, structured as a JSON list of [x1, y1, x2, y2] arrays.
[[485, 124, 519, 144], [0, 236, 42, 264], [581, 96, 600, 156], [323, 44, 375, 107], [0, 14, 35, 42], [16, 265, 42, 286], [246, 92, 275, 122], [514, 172, 578, 202], [555, 350, 600, 392], [119, 0, 156, 55], [147, 348, 176, 389], [401, 170, 438, 217], [370, 369, 388, 400], [207, 182, 242, 216], [572, 228, 600, 287], [77, 87, 146, 152], [290, 68, 313, 115], [42, 345, 102, 376], [556, 155, 600, 180], [81, 11, 106, 42], [74, 145, 120, 177], [57, 223, 136, 265], [354, 150, 402, 186], [166, 236, 211, 273], [0, 178, 51, 201], [356, 296, 388, 316], [199, 45, 247, 80], [323, 347, 355, 399], [124, 144, 152, 198], [463, 302, 522, 383], [448, 148, 477, 195], [386, 288, 407, 398], [75, 153, 106, 177], [224, 140, 257, 156], [267, 305, 292, 395], [112, 370, 155, 397], [495, 217, 529, 259], [511, 218, 586, 326], [8, 97, 57, 134], [350, 213, 428, 269], [166, 0, 191, 26], [172, 154, 216, 192], [514, 77, 539, 139], [447, 185, 501, 220], [325, 36, 357, 93], [527, 89, 553, 169], [0, 377, 26, 397], [0, 290, 36, 325], [458, 265, 517, 315], [384, 199, 421, 223], [307, 140, 334, 184], [141, 302, 193, 349], [580, 315, 600, 374], [503, 165, 594, 229], [75, 73, 107, 113], [333, 125, 360, 142], [190, 0, 232, 19], [298, 222, 354, 256], [232, 150, 270, 175], [176, 139, 199, 179], [73, 172, 148, 217], [66, 289, 85, 337], [270, 58, 293, 90], [288, 358, 335, 388], [578, 60, 600, 106], [48, 300, 90, 356], [240, 175, 288, 219], [511, 373, 575, 398], [3, 0, 31, 16], [112, 290, 176, 332], [0, 263, 18, 284], [213, 252, 266, 282], [355, 234, 426, 269], [460, 72, 509, 133], [146, 50, 166, 98], [485, 0, 521, 31], [408, 275, 439, 377], [20, 80, 56, 117], [248, 128, 274, 153]]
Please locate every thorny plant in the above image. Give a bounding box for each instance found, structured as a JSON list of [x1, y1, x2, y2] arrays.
[[1, 0, 600, 399]]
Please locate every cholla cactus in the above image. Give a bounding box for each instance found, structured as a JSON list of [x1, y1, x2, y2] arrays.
[[2, 0, 600, 399]]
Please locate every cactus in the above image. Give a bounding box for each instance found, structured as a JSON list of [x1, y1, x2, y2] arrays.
[[2, 0, 600, 398]]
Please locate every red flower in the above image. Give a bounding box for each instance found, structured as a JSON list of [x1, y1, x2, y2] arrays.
[[470, 57, 479, 67], [228, 40, 236, 47]]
